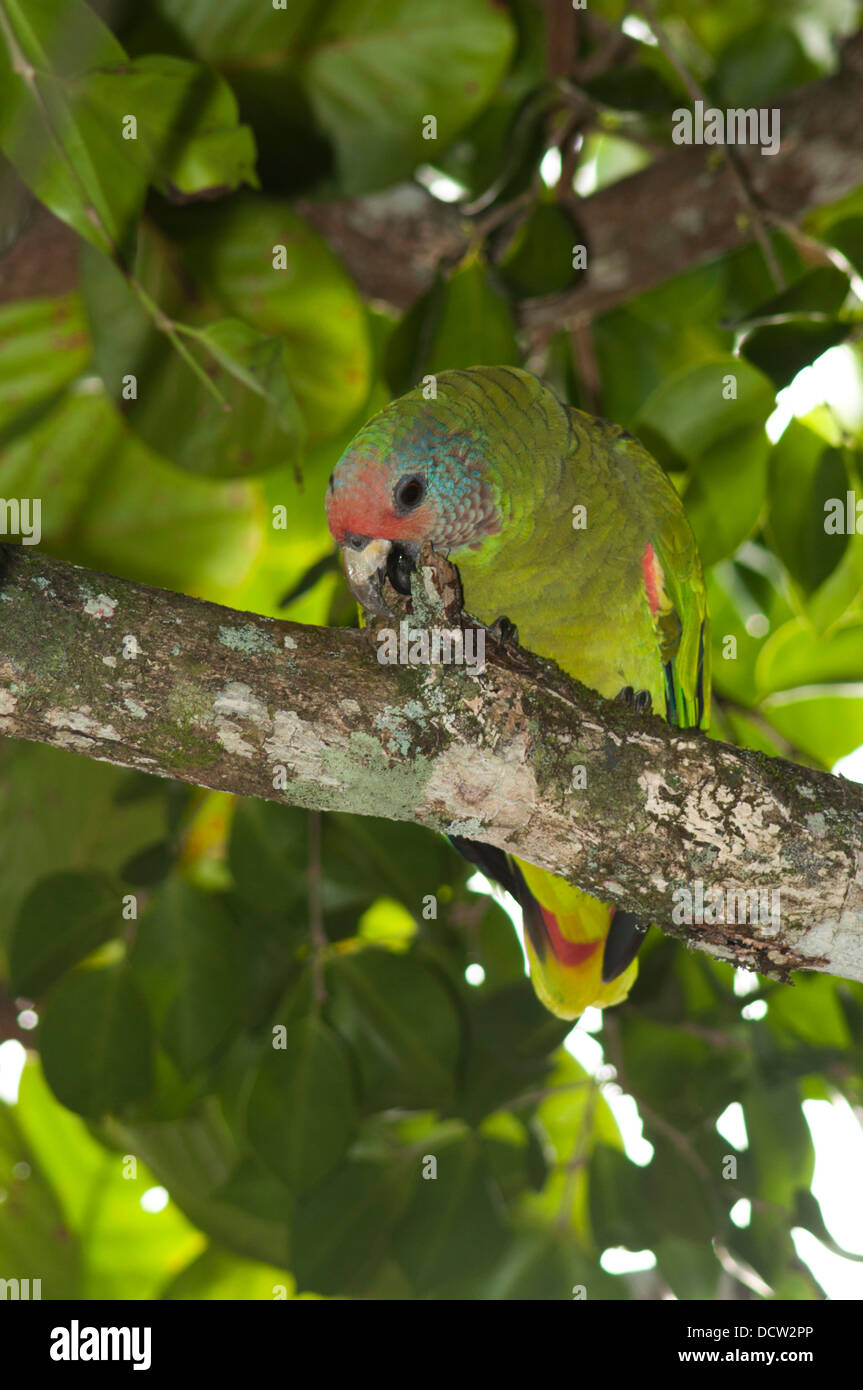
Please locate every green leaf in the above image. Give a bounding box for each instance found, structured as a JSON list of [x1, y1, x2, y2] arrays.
[[684, 425, 769, 568], [47, 392, 263, 600], [245, 1016, 357, 1191], [212, 1157, 295, 1224], [162, 1246, 293, 1300], [10, 1061, 202, 1298], [634, 357, 775, 471], [40, 966, 155, 1117], [743, 1079, 813, 1208], [494, 201, 584, 299], [0, 740, 164, 957], [0, 0, 142, 260], [0, 1075, 83, 1298], [825, 216, 863, 276], [325, 949, 461, 1110], [767, 423, 851, 594], [767, 974, 852, 1050], [713, 20, 822, 108], [80, 236, 305, 477], [228, 799, 309, 915], [384, 256, 519, 396], [761, 685, 863, 765], [81, 55, 258, 199], [0, 294, 90, 441], [290, 1157, 409, 1296], [157, 195, 372, 445], [655, 1238, 721, 1301], [755, 615, 863, 694], [9, 870, 120, 998], [740, 321, 851, 391], [129, 879, 245, 1077], [136, 0, 321, 60], [458, 982, 571, 1124], [618, 1015, 746, 1131], [392, 1133, 508, 1295], [736, 266, 850, 323], [301, 0, 516, 194]]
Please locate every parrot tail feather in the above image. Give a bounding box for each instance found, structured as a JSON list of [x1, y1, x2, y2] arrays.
[[449, 836, 642, 1019]]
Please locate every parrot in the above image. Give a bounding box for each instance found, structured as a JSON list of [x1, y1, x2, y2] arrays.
[[325, 366, 710, 1019]]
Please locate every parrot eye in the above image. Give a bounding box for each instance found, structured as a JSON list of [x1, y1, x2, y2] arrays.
[[387, 544, 415, 596], [394, 474, 425, 512]]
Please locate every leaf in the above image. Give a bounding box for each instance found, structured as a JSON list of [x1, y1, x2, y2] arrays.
[[735, 266, 850, 324], [634, 356, 775, 472], [162, 1247, 293, 1300], [228, 799, 309, 915], [290, 1158, 409, 1296], [11, 1061, 202, 1299], [0, 294, 90, 442], [136, 0, 321, 60], [458, 981, 571, 1123], [684, 425, 769, 568], [0, 0, 142, 260], [325, 949, 462, 1110], [51, 392, 264, 600], [493, 201, 584, 299], [385, 256, 519, 396], [301, 0, 516, 194], [245, 1016, 357, 1191], [40, 966, 155, 1117], [129, 879, 245, 1077], [0, 3, 259, 262], [81, 55, 258, 199], [743, 1079, 813, 1208], [760, 685, 863, 765], [655, 1238, 721, 1301], [9, 870, 120, 998], [740, 321, 851, 391], [767, 423, 851, 593], [755, 615, 863, 694], [0, 1073, 83, 1298], [392, 1133, 508, 1295], [80, 239, 306, 477], [713, 20, 822, 108], [0, 740, 165, 956], [104, 1099, 291, 1268], [161, 195, 372, 444]]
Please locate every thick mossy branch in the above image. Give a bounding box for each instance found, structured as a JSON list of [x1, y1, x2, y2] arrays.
[[1, 545, 861, 984]]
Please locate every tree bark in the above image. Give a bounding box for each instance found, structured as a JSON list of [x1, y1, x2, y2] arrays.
[[1, 545, 861, 985]]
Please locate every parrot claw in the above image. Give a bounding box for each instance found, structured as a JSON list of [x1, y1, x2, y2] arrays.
[[490, 615, 519, 647], [615, 685, 652, 714]]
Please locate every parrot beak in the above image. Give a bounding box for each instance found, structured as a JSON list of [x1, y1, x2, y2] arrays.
[[341, 538, 393, 616]]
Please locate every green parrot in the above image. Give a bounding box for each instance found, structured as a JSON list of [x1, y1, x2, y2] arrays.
[[325, 366, 710, 1019]]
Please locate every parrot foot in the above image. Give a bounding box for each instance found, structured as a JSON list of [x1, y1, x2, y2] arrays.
[[489, 615, 519, 647], [615, 685, 652, 714]]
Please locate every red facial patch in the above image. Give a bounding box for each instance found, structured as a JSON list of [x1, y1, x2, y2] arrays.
[[326, 463, 434, 546]]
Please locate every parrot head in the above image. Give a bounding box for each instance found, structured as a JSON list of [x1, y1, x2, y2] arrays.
[[325, 365, 569, 614]]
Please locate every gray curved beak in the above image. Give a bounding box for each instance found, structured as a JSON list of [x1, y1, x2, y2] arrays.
[[341, 538, 393, 616]]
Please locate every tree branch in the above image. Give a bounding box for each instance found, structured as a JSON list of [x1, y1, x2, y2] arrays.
[[1, 546, 861, 985], [297, 30, 863, 332]]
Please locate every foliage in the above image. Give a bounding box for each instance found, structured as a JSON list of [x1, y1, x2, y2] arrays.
[[1, 0, 863, 1301]]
